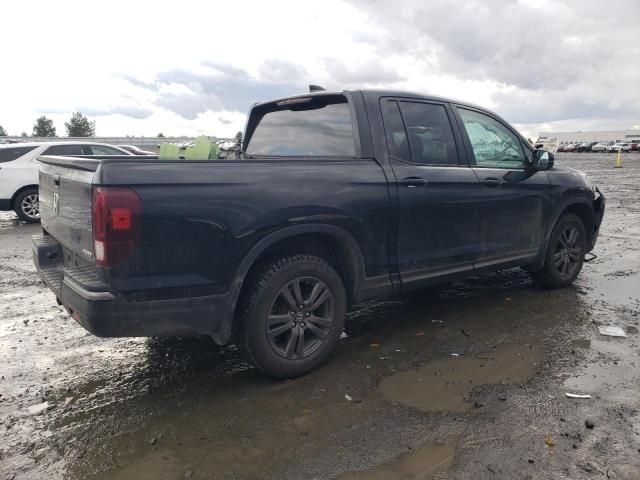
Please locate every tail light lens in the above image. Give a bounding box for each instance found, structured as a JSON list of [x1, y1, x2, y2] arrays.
[[92, 187, 142, 266]]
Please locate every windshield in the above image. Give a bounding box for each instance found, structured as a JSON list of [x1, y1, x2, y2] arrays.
[[246, 96, 355, 157]]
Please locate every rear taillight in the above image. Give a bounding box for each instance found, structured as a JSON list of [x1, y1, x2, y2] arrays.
[[92, 187, 142, 267]]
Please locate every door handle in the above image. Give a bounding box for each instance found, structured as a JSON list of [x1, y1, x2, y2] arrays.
[[401, 177, 427, 188], [481, 178, 502, 187]]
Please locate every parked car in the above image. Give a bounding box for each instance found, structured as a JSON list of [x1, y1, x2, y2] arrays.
[[33, 89, 605, 378], [576, 142, 598, 152], [609, 143, 631, 153], [0, 142, 131, 222], [630, 143, 639, 152], [591, 142, 612, 153], [117, 145, 155, 155], [563, 144, 578, 152]]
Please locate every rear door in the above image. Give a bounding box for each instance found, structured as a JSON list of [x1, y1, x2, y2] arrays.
[[453, 106, 551, 266], [88, 145, 129, 155], [42, 144, 92, 156], [381, 98, 482, 287], [0, 145, 41, 200]]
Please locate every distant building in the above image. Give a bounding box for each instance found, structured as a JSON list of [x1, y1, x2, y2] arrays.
[[536, 130, 640, 150]]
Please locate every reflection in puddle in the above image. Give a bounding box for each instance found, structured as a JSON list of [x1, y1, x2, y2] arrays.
[[379, 344, 543, 412], [591, 272, 640, 307], [563, 362, 636, 393], [337, 442, 455, 480], [564, 338, 640, 393], [110, 449, 180, 480], [572, 338, 591, 349]]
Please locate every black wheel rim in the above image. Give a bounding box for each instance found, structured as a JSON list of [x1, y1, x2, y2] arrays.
[[554, 226, 582, 278], [266, 277, 334, 360]]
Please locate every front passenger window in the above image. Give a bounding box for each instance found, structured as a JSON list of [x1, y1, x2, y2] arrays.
[[458, 108, 525, 169]]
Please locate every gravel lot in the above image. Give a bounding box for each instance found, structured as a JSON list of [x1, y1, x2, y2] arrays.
[[1, 152, 639, 479]]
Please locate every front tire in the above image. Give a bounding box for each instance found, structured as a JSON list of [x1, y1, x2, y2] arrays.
[[14, 188, 40, 223], [530, 213, 586, 288], [234, 254, 347, 378]]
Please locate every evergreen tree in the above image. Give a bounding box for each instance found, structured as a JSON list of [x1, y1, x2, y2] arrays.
[[32, 116, 57, 137], [0, 125, 7, 136], [65, 112, 95, 137]]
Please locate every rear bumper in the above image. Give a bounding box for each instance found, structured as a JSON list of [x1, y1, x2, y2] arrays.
[[32, 234, 233, 341]]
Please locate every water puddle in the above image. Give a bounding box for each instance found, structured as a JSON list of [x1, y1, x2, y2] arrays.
[[379, 344, 542, 412], [337, 442, 455, 480], [564, 338, 640, 393], [109, 449, 181, 480], [590, 272, 640, 307], [563, 362, 637, 392], [572, 338, 591, 349]]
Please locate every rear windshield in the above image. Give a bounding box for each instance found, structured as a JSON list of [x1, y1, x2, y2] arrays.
[[246, 96, 355, 157], [0, 146, 38, 163]]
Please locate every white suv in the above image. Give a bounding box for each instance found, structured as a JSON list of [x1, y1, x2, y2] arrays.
[[591, 142, 612, 153], [0, 142, 131, 222], [609, 143, 631, 153]]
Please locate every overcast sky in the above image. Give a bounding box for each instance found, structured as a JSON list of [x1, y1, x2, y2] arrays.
[[1, 0, 638, 139]]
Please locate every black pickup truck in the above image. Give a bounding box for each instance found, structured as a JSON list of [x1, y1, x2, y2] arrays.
[[33, 89, 605, 377]]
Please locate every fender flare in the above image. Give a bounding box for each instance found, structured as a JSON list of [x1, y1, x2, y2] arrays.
[[548, 197, 594, 238], [529, 197, 595, 271], [212, 224, 366, 344]]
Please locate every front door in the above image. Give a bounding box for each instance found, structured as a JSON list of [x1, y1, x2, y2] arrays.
[[453, 106, 551, 266], [381, 99, 483, 287]]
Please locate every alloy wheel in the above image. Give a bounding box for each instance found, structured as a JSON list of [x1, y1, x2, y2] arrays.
[[554, 226, 581, 278], [21, 194, 40, 219], [266, 277, 334, 359]]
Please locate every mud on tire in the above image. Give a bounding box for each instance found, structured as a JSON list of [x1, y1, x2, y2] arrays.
[[530, 213, 586, 288], [234, 254, 347, 378]]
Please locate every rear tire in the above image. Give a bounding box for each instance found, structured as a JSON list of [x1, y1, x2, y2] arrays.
[[530, 213, 586, 288], [14, 188, 40, 223], [234, 254, 347, 378]]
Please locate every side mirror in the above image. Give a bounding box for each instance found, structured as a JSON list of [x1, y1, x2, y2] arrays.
[[530, 149, 554, 171]]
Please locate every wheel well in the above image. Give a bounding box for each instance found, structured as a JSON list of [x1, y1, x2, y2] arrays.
[[10, 185, 39, 210], [563, 203, 594, 245], [243, 233, 360, 306]]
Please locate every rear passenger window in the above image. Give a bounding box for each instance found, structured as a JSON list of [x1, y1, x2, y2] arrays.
[[398, 102, 459, 165], [0, 146, 38, 163], [44, 145, 87, 156], [381, 100, 410, 161], [90, 145, 125, 155]]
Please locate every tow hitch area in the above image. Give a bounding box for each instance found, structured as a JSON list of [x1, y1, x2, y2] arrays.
[[584, 252, 598, 263]]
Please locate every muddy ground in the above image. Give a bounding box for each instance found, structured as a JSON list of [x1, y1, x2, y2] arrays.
[[1, 152, 639, 479]]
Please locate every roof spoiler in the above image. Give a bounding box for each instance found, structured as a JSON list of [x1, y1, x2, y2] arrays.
[[309, 84, 326, 92]]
